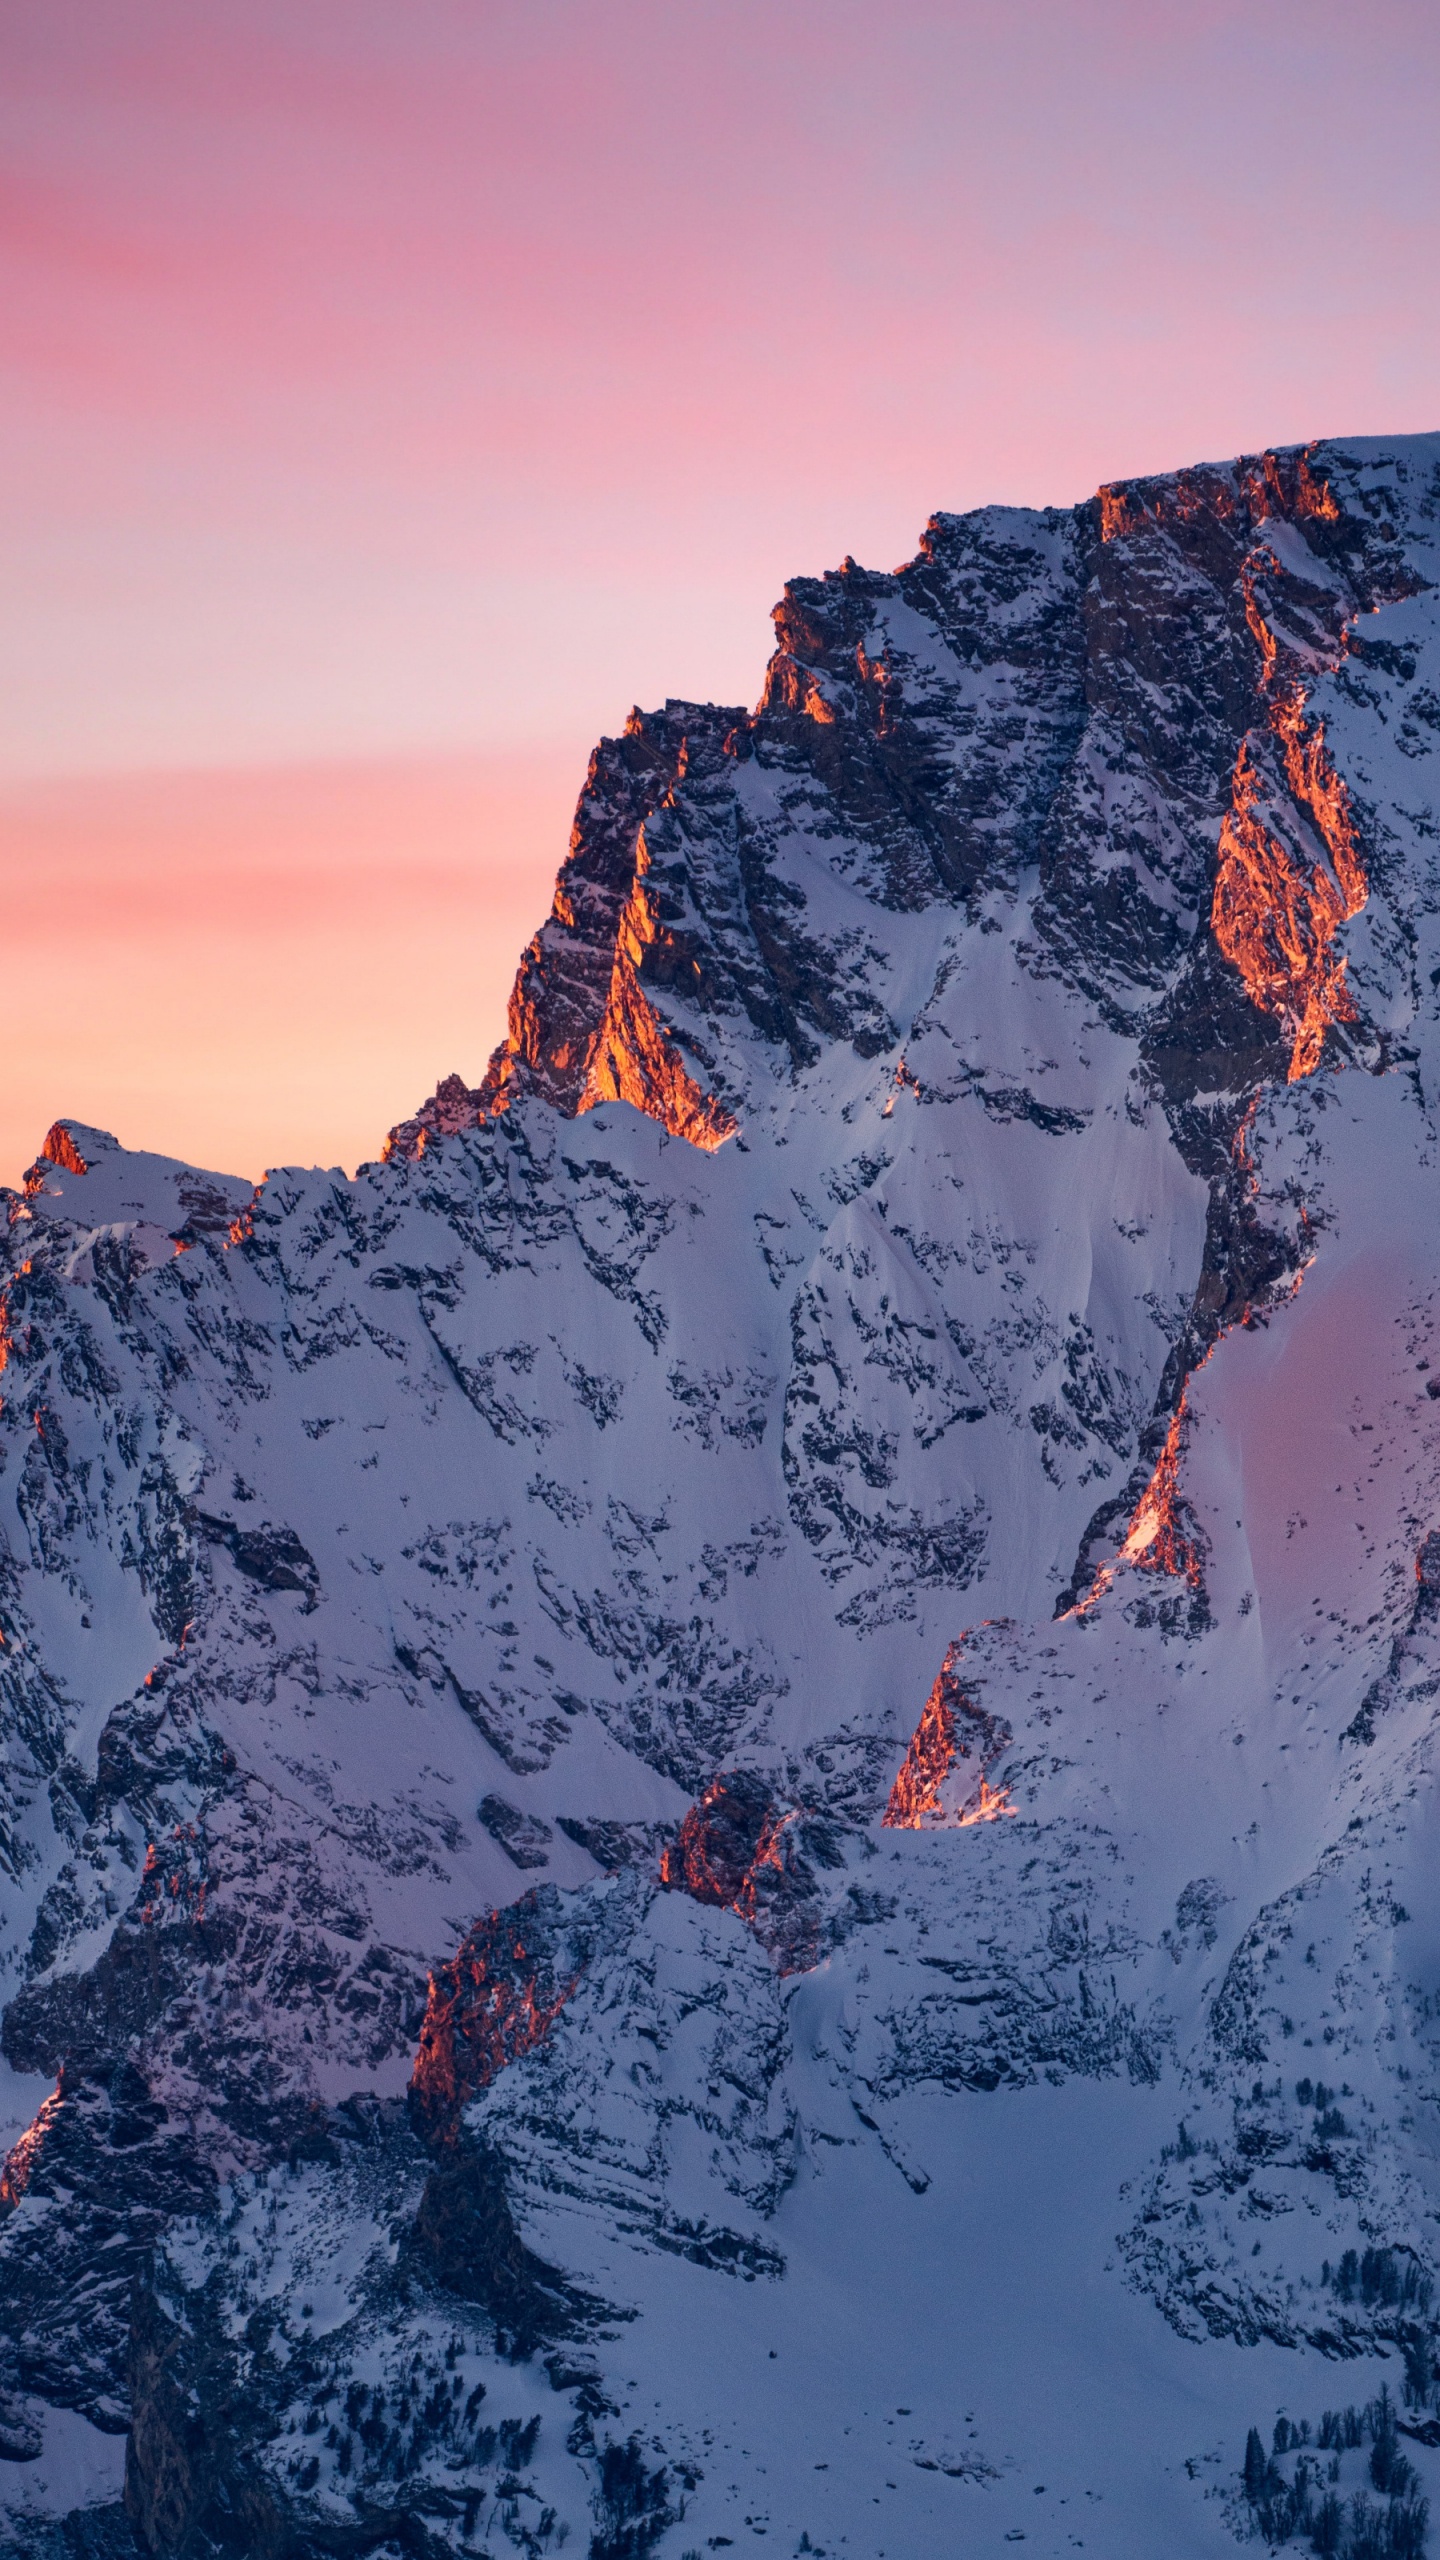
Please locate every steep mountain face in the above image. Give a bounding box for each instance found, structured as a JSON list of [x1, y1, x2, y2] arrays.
[[1, 434, 1439, 2558]]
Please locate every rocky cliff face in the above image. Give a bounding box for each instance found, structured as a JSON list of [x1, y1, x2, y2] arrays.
[[1, 435, 1440, 2556]]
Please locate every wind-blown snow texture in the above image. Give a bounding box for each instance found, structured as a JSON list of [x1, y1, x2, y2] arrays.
[[3, 436, 1440, 2557]]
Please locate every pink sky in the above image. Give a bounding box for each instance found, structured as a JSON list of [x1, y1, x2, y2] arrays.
[[3, 0, 1438, 1181]]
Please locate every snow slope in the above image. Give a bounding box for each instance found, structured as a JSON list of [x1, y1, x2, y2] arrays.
[[1, 434, 1439, 2556]]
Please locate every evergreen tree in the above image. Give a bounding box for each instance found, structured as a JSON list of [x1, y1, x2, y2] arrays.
[[1390, 2497, 1430, 2560], [1403, 2335, 1432, 2412], [1306, 2488, 1342, 2549], [1346, 2493, 1386, 2560], [1310, 2488, 1343, 2554], [1370, 2384, 1400, 2494]]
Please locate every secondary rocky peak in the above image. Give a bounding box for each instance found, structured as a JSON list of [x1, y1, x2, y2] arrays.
[[23, 1122, 91, 1190], [381, 1068, 485, 1161], [386, 702, 745, 1163]]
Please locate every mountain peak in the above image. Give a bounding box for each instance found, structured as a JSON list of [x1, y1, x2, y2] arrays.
[[7, 431, 1440, 2556]]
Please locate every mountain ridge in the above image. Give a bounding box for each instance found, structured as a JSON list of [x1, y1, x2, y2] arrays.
[[0, 432, 1438, 2556]]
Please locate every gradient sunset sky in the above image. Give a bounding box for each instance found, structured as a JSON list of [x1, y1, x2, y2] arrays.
[[4, 0, 1438, 1182]]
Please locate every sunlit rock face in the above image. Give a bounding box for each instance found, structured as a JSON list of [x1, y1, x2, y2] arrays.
[[3, 436, 1440, 2555]]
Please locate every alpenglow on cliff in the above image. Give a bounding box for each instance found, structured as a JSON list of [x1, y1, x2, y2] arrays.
[[1, 436, 1440, 2559]]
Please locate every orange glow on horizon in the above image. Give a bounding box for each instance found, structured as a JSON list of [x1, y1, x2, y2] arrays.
[[0, 748, 581, 1187]]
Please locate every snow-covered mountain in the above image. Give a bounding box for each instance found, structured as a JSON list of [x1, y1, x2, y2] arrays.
[[2, 433, 1440, 2558]]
